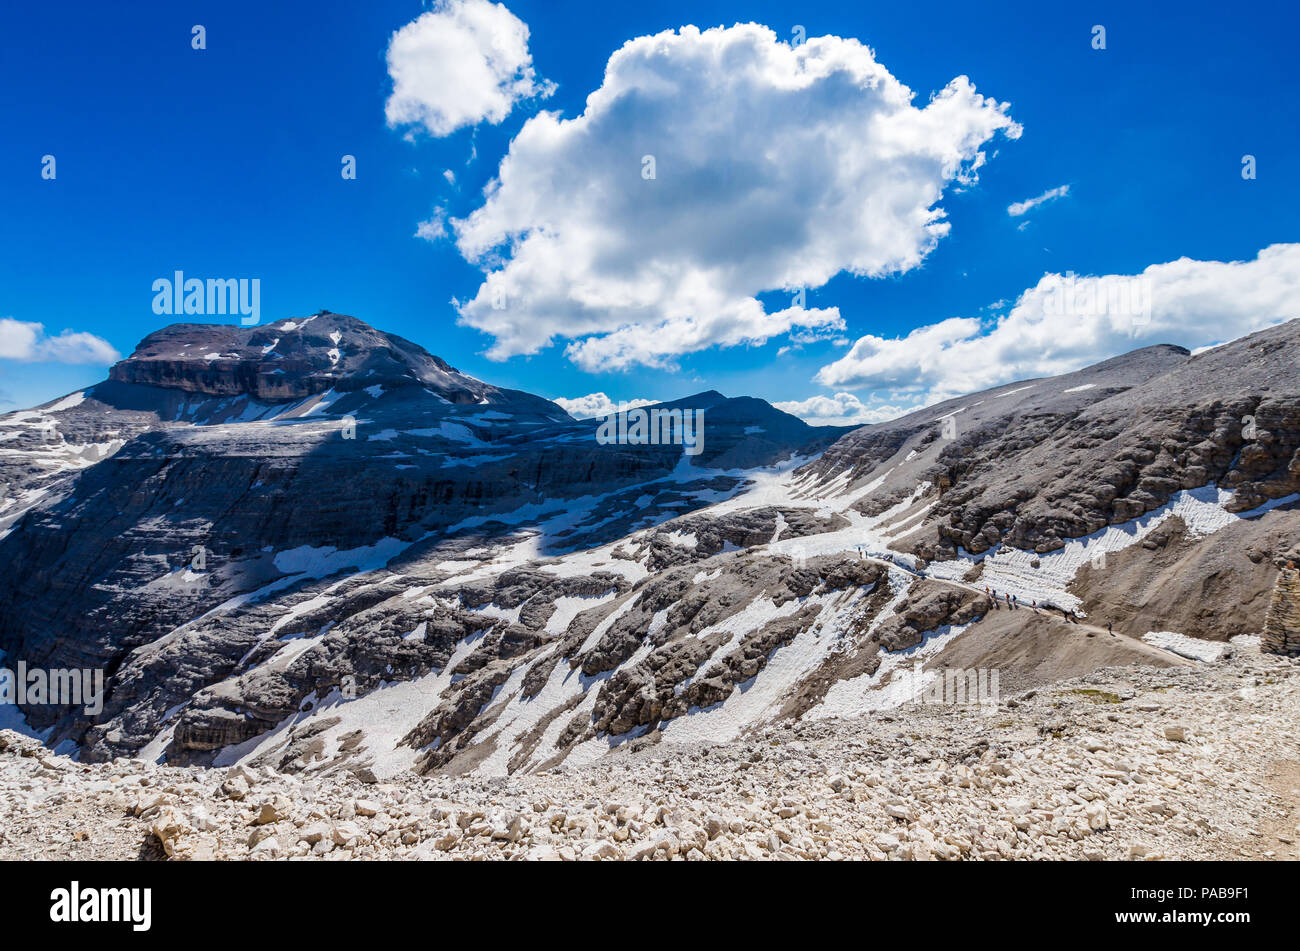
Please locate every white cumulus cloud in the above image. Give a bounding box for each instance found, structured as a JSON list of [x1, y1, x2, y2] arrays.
[[385, 0, 552, 138], [774, 392, 914, 427], [1007, 183, 1069, 217], [815, 243, 1300, 406], [0, 318, 120, 364], [450, 23, 1020, 370], [552, 392, 656, 419]]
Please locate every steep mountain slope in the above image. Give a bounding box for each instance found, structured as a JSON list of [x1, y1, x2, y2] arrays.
[[0, 315, 1295, 783], [799, 320, 1300, 639]]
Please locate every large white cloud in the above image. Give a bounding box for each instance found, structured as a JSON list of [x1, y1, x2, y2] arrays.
[[552, 392, 655, 419], [385, 0, 552, 138], [815, 243, 1300, 406], [0, 318, 119, 364], [450, 23, 1020, 370]]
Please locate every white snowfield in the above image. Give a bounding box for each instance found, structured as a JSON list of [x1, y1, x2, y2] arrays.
[[925, 486, 1300, 614], [1143, 631, 1228, 663]]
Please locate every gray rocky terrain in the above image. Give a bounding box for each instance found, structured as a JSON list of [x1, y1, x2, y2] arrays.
[[1, 641, 1296, 861]]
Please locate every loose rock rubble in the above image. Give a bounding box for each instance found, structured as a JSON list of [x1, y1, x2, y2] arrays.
[[2, 645, 1297, 861]]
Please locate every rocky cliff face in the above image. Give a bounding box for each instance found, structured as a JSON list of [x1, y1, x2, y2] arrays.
[[796, 320, 1300, 642], [809, 324, 1300, 563]]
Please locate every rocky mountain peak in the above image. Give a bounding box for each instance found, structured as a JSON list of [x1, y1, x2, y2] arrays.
[[108, 311, 498, 404]]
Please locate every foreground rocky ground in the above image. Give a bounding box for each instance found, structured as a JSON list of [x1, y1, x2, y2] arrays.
[[2, 642, 1297, 861]]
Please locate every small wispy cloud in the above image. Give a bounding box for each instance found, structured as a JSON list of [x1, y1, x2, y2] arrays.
[[1007, 184, 1070, 217], [415, 207, 449, 242]]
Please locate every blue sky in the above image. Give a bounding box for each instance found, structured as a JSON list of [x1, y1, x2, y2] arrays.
[[1, 0, 1297, 420]]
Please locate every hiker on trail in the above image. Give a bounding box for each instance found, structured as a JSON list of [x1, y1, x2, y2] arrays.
[[1107, 622, 1113, 635]]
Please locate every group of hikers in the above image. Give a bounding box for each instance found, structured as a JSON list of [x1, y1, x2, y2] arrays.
[[982, 585, 1115, 634], [985, 586, 1024, 611]]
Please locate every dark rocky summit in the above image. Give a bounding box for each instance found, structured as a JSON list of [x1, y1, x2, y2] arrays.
[[110, 312, 510, 403]]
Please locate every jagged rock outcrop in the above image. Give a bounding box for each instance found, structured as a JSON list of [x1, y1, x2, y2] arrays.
[[1262, 547, 1300, 655], [871, 588, 985, 652], [404, 551, 887, 774]]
